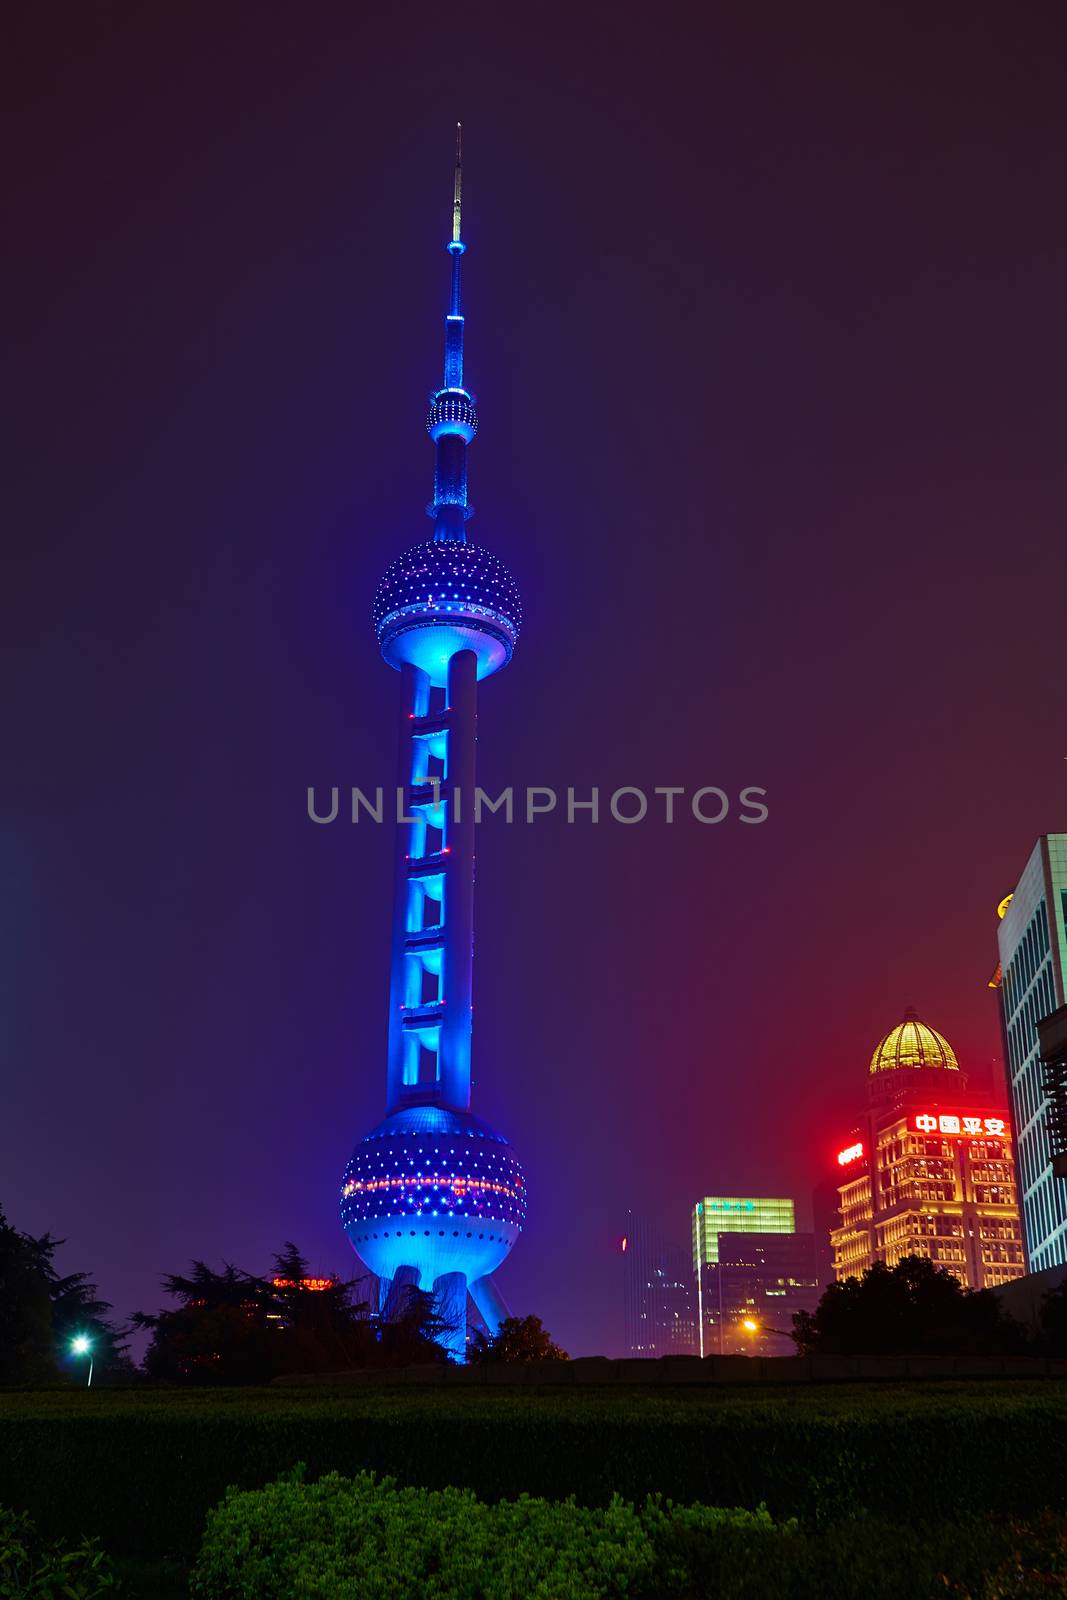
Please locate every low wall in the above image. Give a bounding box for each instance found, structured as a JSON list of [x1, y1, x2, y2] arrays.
[[274, 1352, 1067, 1385]]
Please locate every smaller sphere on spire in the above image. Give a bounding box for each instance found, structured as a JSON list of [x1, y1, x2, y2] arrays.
[[428, 391, 478, 443]]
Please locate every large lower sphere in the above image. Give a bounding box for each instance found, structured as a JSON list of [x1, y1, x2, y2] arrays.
[[340, 1105, 526, 1287]]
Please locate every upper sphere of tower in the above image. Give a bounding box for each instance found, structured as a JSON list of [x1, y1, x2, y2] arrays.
[[427, 390, 478, 443], [374, 538, 521, 684]]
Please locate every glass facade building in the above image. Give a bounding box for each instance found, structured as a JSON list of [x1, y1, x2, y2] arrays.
[[1038, 1004, 1067, 1183], [995, 835, 1067, 1271], [692, 1197, 795, 1269], [700, 1231, 821, 1356], [621, 1214, 697, 1356], [692, 1197, 797, 1357]]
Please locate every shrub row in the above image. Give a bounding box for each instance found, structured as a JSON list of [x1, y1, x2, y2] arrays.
[[0, 1504, 118, 1597], [190, 1470, 780, 1598], [191, 1472, 1067, 1600], [1, 1384, 1065, 1562]]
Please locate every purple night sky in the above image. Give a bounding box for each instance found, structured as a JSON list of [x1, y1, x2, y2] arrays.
[[6, 3, 1066, 1357]]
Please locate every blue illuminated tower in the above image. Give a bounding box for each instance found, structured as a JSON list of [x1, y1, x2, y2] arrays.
[[340, 128, 525, 1358]]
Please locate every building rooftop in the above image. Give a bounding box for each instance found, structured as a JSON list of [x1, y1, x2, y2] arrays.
[[869, 1008, 959, 1075]]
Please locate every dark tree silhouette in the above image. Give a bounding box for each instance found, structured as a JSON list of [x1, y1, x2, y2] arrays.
[[0, 1204, 131, 1384], [792, 1255, 1025, 1357], [0, 1206, 56, 1385], [377, 1286, 458, 1366], [155, 1259, 271, 1309], [22, 1232, 132, 1380], [267, 1242, 376, 1375], [133, 1261, 278, 1384], [134, 1247, 381, 1382], [471, 1315, 569, 1363]]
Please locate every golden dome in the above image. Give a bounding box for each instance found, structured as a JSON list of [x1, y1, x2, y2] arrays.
[[869, 1008, 960, 1075]]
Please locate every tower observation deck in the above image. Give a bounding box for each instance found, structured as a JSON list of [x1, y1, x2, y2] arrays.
[[340, 129, 525, 1358]]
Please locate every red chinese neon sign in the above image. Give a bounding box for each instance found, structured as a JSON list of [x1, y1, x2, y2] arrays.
[[910, 1112, 1007, 1137], [836, 1141, 864, 1167]]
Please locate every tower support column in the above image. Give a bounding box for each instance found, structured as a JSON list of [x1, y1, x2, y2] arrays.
[[386, 662, 430, 1109], [469, 1274, 510, 1338], [381, 1263, 422, 1321], [440, 648, 477, 1109], [433, 1270, 467, 1362]]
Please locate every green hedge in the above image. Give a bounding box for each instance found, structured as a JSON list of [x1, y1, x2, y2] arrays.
[[0, 1504, 118, 1597], [190, 1469, 780, 1599], [655, 1511, 1067, 1599], [1, 1383, 1065, 1563], [190, 1473, 1067, 1600]]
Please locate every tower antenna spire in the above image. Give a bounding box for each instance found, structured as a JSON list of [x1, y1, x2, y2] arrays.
[[452, 121, 463, 247], [427, 123, 475, 539]]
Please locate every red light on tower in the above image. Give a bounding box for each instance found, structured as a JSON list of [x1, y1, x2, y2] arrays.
[[621, 1235, 628, 1252]]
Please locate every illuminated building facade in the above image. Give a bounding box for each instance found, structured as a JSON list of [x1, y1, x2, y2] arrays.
[[339, 131, 526, 1358], [621, 1214, 697, 1356], [1039, 1005, 1067, 1184], [700, 1232, 820, 1356], [830, 1010, 1024, 1288], [692, 1197, 798, 1356], [993, 835, 1067, 1270]]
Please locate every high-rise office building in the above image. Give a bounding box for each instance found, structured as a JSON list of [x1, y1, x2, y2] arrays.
[[621, 1215, 697, 1356], [700, 1231, 821, 1356], [692, 1197, 799, 1356], [338, 132, 526, 1358], [692, 1197, 795, 1266], [830, 1011, 1024, 1289], [993, 835, 1067, 1271], [1037, 1005, 1067, 1185]]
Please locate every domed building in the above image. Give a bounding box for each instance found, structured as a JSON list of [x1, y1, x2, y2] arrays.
[[830, 1008, 1024, 1290], [869, 1009, 960, 1076]]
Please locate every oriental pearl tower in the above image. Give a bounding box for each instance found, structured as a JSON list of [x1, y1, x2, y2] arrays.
[[340, 129, 525, 1359]]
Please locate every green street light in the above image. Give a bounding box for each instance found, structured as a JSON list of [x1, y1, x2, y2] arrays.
[[71, 1336, 93, 1387]]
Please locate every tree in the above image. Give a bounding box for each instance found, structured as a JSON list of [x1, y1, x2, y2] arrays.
[[792, 1255, 1025, 1357], [21, 1232, 132, 1382], [133, 1261, 278, 1384], [134, 1247, 381, 1382], [377, 1286, 458, 1367], [471, 1315, 569, 1364], [0, 1204, 131, 1385], [267, 1243, 376, 1375], [0, 1206, 56, 1385]]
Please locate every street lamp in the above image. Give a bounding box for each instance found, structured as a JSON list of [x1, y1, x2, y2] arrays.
[[741, 1317, 793, 1344], [71, 1336, 93, 1387]]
